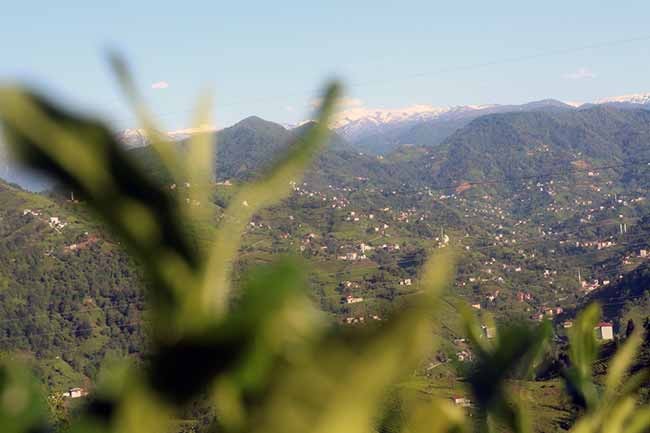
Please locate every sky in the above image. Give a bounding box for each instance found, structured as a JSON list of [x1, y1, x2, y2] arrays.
[[2, 1, 650, 131]]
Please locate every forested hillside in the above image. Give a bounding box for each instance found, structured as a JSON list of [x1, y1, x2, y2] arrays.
[[0, 180, 144, 389]]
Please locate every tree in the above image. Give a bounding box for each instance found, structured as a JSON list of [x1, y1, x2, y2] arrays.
[[626, 318, 636, 338]]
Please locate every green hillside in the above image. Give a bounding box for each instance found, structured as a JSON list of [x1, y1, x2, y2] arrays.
[[0, 180, 144, 391], [1, 104, 650, 432]]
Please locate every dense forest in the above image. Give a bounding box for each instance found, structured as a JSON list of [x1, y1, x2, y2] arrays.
[[0, 180, 144, 388]]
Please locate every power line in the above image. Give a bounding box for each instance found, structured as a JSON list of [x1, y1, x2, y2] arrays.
[[111, 34, 650, 127]]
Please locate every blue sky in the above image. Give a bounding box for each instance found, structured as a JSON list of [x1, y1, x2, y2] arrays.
[[2, 1, 650, 130]]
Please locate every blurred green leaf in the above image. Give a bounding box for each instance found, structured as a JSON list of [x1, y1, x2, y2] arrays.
[[198, 82, 341, 317], [0, 87, 200, 333], [0, 361, 49, 433], [605, 328, 642, 396], [564, 303, 601, 409], [465, 316, 551, 433], [108, 53, 184, 181]]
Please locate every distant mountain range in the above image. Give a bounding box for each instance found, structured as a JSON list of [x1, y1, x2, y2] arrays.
[[1, 92, 649, 190], [130, 103, 650, 205], [117, 92, 650, 154], [331, 93, 650, 154]]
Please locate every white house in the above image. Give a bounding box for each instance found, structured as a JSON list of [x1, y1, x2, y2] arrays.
[[345, 295, 364, 304], [481, 325, 496, 339], [595, 322, 614, 341], [451, 396, 472, 407], [63, 387, 88, 399]]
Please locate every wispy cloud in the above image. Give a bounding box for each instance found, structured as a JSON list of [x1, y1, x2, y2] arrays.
[[563, 68, 596, 80], [151, 81, 170, 89]]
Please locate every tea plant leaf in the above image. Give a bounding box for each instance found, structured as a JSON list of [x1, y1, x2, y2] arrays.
[[605, 328, 642, 396], [197, 82, 341, 317], [0, 87, 199, 331], [465, 318, 551, 433], [0, 362, 49, 433], [108, 53, 184, 181], [564, 303, 601, 409]]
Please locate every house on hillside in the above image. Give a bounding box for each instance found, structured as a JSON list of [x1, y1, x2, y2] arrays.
[[451, 396, 472, 407], [344, 295, 364, 304], [481, 325, 495, 339], [63, 387, 88, 399], [595, 322, 614, 341]]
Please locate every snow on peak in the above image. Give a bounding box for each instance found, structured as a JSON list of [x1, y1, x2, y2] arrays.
[[117, 125, 217, 148], [332, 104, 485, 140], [333, 104, 447, 128], [564, 101, 583, 108], [596, 92, 650, 105]]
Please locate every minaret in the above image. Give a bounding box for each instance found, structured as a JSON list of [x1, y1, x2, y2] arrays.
[[577, 268, 582, 285]]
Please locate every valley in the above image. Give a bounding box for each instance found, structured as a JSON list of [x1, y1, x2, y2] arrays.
[[1, 99, 650, 431]]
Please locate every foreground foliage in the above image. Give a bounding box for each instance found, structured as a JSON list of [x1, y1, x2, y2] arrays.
[[0, 59, 649, 433]]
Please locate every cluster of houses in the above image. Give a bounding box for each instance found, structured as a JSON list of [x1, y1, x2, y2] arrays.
[[231, 170, 642, 345], [336, 241, 392, 261], [23, 209, 68, 231], [531, 306, 564, 321], [344, 295, 364, 304], [290, 182, 352, 210], [343, 315, 382, 325], [575, 240, 617, 250], [337, 251, 367, 261]]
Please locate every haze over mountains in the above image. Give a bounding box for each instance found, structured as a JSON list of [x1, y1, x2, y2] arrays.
[[125, 100, 650, 212], [113, 91, 650, 155], [1, 91, 649, 191]]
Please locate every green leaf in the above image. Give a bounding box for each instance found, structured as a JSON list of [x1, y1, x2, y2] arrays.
[[0, 87, 199, 331], [0, 361, 49, 433], [563, 303, 601, 409], [108, 52, 185, 181], [465, 319, 551, 433], [605, 328, 642, 396], [196, 82, 341, 317]]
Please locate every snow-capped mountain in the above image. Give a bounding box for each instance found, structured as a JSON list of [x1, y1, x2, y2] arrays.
[[596, 92, 650, 106], [117, 125, 218, 148], [114, 92, 650, 155], [332, 104, 496, 142], [329, 93, 650, 151]]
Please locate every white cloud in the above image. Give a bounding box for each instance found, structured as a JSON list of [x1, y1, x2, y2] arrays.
[[563, 68, 596, 80], [151, 81, 170, 89]]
